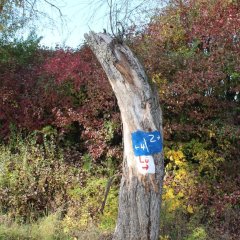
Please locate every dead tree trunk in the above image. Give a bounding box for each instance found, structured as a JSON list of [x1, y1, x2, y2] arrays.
[[84, 32, 164, 240]]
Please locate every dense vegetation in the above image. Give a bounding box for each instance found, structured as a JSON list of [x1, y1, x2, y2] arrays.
[[0, 0, 239, 239]]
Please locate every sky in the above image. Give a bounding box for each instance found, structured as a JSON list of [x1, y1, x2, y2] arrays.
[[37, 0, 109, 48], [33, 0, 160, 48]]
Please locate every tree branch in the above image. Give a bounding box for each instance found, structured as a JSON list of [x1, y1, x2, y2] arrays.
[[43, 0, 63, 16], [100, 173, 121, 214]]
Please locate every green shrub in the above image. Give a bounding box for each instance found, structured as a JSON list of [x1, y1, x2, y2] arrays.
[[0, 132, 81, 222], [63, 175, 118, 234], [0, 129, 119, 238], [0, 213, 69, 240], [185, 227, 207, 240], [0, 33, 41, 66]]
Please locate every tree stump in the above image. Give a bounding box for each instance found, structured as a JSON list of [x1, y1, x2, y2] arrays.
[[84, 32, 164, 240]]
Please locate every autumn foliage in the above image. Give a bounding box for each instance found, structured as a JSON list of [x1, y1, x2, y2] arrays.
[[0, 37, 122, 160], [130, 0, 240, 238], [0, 0, 239, 239]]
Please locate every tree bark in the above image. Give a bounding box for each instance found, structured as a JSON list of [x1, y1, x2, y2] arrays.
[[84, 32, 164, 240]]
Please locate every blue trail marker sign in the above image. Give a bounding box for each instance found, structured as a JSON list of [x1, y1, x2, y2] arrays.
[[131, 130, 163, 156]]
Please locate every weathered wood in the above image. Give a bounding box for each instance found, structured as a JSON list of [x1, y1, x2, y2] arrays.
[[84, 32, 164, 240]]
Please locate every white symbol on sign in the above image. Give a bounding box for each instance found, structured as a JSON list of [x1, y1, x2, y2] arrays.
[[149, 134, 156, 143], [150, 134, 161, 142], [134, 134, 161, 152], [135, 137, 149, 152], [136, 155, 155, 174]]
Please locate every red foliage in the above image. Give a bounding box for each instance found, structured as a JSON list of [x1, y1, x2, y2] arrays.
[[132, 0, 240, 141], [130, 1, 240, 237], [42, 48, 91, 88], [0, 44, 122, 160]]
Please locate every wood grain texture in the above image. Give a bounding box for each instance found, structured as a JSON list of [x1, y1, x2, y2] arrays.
[[84, 32, 164, 240]]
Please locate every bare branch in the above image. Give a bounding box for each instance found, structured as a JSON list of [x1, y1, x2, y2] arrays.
[[43, 0, 63, 16]]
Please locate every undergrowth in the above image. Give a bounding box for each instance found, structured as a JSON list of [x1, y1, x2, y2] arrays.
[[0, 130, 238, 240], [0, 132, 118, 239]]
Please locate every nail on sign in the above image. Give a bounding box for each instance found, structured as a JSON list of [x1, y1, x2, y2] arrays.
[[131, 130, 163, 156], [136, 155, 155, 174]]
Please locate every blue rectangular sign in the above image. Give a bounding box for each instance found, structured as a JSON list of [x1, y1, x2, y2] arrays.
[[131, 130, 163, 156]]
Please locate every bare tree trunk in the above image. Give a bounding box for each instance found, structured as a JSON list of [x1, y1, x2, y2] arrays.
[[84, 32, 164, 240]]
